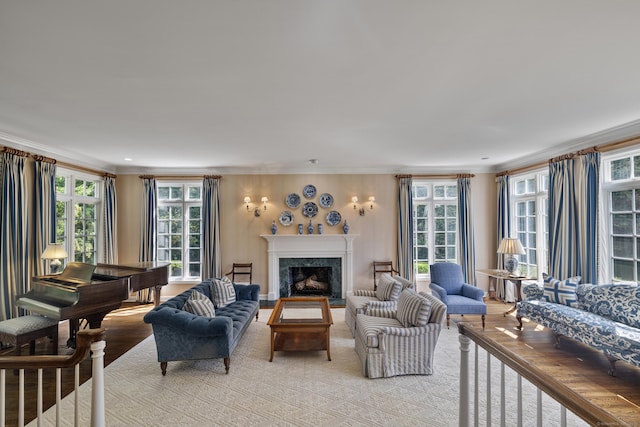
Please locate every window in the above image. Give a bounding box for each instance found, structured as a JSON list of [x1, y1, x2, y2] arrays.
[[603, 150, 640, 284], [157, 183, 202, 282], [511, 171, 548, 280], [412, 181, 458, 277], [55, 169, 103, 267]]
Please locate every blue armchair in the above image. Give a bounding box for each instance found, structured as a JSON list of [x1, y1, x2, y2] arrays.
[[429, 262, 486, 328]]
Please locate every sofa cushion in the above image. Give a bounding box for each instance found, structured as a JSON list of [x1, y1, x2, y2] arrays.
[[183, 290, 216, 318], [210, 276, 236, 308], [543, 274, 581, 307], [577, 283, 640, 329], [396, 289, 432, 327], [356, 313, 403, 348], [376, 273, 402, 301]]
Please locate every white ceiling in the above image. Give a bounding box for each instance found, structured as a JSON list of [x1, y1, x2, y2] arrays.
[[2, 1, 640, 175]]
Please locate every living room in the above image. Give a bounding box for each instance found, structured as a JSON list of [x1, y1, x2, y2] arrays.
[[2, 2, 640, 425]]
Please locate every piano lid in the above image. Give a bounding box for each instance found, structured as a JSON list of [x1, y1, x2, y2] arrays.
[[56, 262, 97, 284]]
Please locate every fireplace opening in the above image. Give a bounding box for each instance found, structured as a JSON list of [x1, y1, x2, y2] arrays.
[[289, 266, 332, 297]]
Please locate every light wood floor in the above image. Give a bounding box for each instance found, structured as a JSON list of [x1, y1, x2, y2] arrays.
[[4, 298, 512, 425]]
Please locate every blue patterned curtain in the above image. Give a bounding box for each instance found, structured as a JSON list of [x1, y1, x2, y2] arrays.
[[457, 175, 476, 284], [202, 175, 221, 280], [548, 151, 600, 283], [138, 176, 157, 302], [396, 175, 414, 282], [0, 149, 28, 320], [32, 157, 57, 276], [103, 175, 117, 264], [496, 174, 510, 299]]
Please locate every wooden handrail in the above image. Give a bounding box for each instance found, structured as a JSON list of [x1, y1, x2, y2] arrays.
[[457, 322, 626, 427], [0, 328, 105, 370]]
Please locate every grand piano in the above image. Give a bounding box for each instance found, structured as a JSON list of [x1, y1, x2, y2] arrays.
[[16, 261, 169, 347]]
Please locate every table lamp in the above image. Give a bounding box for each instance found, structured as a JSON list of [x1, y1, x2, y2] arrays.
[[497, 237, 525, 275], [41, 243, 68, 274]]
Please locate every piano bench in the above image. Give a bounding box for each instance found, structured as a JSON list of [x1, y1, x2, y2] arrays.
[[0, 315, 59, 356]]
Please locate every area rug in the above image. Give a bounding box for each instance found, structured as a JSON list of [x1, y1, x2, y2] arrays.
[[30, 309, 586, 426]]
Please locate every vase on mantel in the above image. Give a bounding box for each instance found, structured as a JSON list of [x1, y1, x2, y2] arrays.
[[342, 220, 349, 234], [317, 223, 323, 234], [271, 220, 278, 235], [307, 220, 314, 234], [298, 224, 303, 235]]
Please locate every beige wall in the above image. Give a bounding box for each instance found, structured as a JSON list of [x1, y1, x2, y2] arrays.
[[116, 173, 497, 298]]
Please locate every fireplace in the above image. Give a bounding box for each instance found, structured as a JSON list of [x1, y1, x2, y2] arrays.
[[280, 258, 341, 298], [262, 234, 357, 301]]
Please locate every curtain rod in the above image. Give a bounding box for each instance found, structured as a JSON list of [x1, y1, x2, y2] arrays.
[[395, 173, 475, 179], [2, 145, 116, 178], [496, 135, 640, 177], [138, 175, 222, 180]]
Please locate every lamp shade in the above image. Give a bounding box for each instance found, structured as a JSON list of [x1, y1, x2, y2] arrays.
[[497, 238, 525, 255], [41, 243, 68, 260]]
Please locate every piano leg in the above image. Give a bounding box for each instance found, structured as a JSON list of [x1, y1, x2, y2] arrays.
[[67, 319, 79, 348]]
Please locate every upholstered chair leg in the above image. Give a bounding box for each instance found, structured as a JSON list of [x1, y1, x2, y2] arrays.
[[481, 315, 485, 329], [446, 314, 450, 329], [160, 362, 167, 376], [224, 357, 231, 374]]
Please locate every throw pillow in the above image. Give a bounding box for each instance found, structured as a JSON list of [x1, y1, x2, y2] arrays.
[[210, 276, 237, 308], [542, 273, 581, 308], [396, 289, 432, 327], [183, 290, 216, 318], [376, 273, 402, 301]]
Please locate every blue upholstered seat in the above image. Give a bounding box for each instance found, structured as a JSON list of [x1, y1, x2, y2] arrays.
[[429, 262, 486, 328]]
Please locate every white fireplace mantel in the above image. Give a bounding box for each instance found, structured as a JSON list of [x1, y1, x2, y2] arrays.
[[261, 234, 358, 301]]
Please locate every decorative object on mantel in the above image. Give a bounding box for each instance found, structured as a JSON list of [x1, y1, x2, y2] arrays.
[[302, 201, 318, 218], [279, 210, 294, 226], [318, 193, 334, 208], [326, 210, 341, 226], [285, 193, 301, 209], [303, 184, 317, 199], [317, 223, 323, 234], [298, 224, 303, 235], [343, 220, 350, 234], [307, 220, 314, 234], [271, 221, 278, 235]]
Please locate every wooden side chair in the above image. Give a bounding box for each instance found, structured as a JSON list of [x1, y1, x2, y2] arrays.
[[373, 261, 398, 290], [226, 263, 253, 283]]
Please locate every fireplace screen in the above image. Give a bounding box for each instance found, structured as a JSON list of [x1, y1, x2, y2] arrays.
[[278, 257, 342, 299]]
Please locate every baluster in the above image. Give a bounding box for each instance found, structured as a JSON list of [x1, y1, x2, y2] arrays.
[[91, 339, 106, 427], [56, 368, 61, 425], [537, 388, 542, 427], [1, 369, 5, 427], [37, 368, 43, 426], [459, 334, 471, 427], [75, 364, 79, 426], [517, 374, 522, 427], [500, 363, 505, 427], [486, 353, 491, 426], [18, 369, 24, 427]]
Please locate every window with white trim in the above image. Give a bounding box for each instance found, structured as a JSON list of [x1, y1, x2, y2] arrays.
[[412, 181, 458, 277], [157, 182, 202, 282], [603, 150, 640, 284], [511, 171, 548, 280], [55, 169, 103, 267]]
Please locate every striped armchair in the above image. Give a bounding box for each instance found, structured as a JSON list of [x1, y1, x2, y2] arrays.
[[354, 289, 447, 378]]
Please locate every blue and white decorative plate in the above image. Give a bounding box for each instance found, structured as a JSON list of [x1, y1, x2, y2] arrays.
[[302, 202, 318, 218], [285, 193, 301, 209], [279, 210, 294, 226], [326, 210, 341, 226], [318, 193, 334, 208], [303, 184, 317, 199]]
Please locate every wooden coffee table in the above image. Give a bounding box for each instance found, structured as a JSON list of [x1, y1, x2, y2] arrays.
[[267, 297, 333, 362]]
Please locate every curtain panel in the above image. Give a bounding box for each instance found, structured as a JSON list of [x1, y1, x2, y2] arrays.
[[138, 177, 157, 303], [496, 175, 510, 300], [202, 176, 221, 280], [548, 151, 600, 283], [396, 176, 414, 283], [103, 175, 118, 264], [0, 151, 28, 320], [457, 176, 476, 285], [32, 158, 57, 277]]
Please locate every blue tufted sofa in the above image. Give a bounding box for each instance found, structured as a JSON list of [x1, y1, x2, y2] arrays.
[[143, 280, 260, 375], [517, 283, 640, 376]]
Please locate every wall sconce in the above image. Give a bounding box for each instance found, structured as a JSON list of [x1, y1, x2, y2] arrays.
[[41, 243, 68, 274], [244, 196, 268, 217], [352, 196, 375, 216]]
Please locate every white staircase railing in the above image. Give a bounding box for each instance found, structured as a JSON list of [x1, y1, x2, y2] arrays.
[[0, 328, 105, 427]]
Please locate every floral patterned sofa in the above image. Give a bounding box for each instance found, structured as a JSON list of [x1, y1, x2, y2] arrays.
[[516, 282, 640, 376]]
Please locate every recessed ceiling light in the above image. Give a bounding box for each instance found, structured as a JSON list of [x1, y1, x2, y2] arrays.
[[123, 157, 133, 162], [481, 157, 489, 160], [308, 159, 319, 165]]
